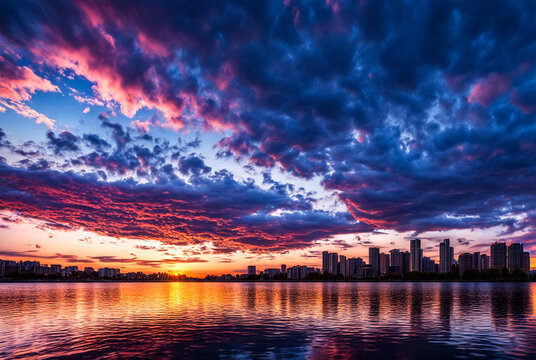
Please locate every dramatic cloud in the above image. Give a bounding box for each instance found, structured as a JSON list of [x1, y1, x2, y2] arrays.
[[0, 99, 56, 128], [0, 163, 370, 252], [0, 54, 58, 127], [0, 54, 58, 102], [47, 131, 80, 154], [1, 0, 536, 254]]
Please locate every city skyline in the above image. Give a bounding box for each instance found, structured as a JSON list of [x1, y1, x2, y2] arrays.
[[1, 1, 536, 278], [2, 238, 533, 280]]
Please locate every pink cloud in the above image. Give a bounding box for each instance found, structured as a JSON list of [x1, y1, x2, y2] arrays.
[[0, 56, 59, 102], [468, 72, 512, 107], [131, 119, 151, 133], [0, 99, 55, 128], [82, 107, 90, 114], [137, 32, 169, 57], [9, 4, 237, 135], [30, 41, 194, 128], [73, 94, 105, 107]]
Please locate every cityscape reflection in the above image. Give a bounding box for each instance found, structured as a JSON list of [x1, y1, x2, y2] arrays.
[[1, 282, 535, 359]]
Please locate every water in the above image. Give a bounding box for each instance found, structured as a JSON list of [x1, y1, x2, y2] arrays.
[[0, 282, 535, 359]]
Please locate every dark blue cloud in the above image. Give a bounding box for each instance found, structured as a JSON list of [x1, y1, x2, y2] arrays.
[[1, 0, 536, 247], [83, 134, 111, 149], [46, 131, 79, 154], [100, 118, 131, 149], [178, 154, 211, 176]]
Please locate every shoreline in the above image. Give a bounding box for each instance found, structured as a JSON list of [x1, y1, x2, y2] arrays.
[[0, 279, 532, 283]]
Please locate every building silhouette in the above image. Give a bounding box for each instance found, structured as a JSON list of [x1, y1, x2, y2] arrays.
[[349, 257, 365, 277], [480, 254, 490, 271], [389, 249, 403, 275], [410, 239, 422, 272], [264, 268, 281, 278], [507, 243, 524, 272], [472, 252, 481, 271], [286, 265, 317, 280], [422, 257, 436, 272], [328, 252, 339, 274], [322, 251, 329, 273], [339, 255, 348, 277], [247, 265, 256, 276], [380, 253, 390, 275], [369, 248, 380, 277], [458, 253, 473, 275], [97, 267, 119, 278], [490, 242, 507, 269], [402, 251, 411, 274], [439, 238, 454, 273]]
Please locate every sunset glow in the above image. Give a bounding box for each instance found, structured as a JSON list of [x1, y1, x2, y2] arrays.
[[1, 0, 535, 276]]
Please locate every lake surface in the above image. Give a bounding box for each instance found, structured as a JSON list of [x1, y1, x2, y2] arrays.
[[1, 282, 535, 359]]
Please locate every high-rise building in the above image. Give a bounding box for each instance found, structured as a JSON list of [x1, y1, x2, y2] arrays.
[[490, 242, 507, 269], [281, 264, 286, 274], [439, 239, 454, 273], [523, 252, 530, 273], [247, 265, 256, 276], [329, 253, 339, 274], [458, 253, 473, 275], [62, 266, 78, 278], [389, 249, 403, 275], [410, 239, 422, 272], [264, 268, 281, 278], [349, 257, 365, 276], [339, 255, 348, 277], [369, 248, 380, 277], [422, 257, 436, 272], [472, 252, 481, 271], [507, 243, 524, 271], [402, 251, 411, 274], [380, 253, 390, 275], [322, 251, 329, 273], [390, 249, 402, 267], [288, 266, 300, 280], [97, 267, 120, 278], [480, 254, 490, 271]]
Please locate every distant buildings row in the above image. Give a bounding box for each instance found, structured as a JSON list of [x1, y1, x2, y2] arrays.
[[0, 260, 181, 281], [320, 239, 531, 278], [1, 240, 532, 282], [0, 260, 120, 278], [246, 264, 319, 280], [237, 240, 532, 281]]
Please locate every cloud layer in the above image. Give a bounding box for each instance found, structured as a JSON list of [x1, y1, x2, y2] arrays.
[[0, 161, 369, 252], [1, 1, 536, 253]]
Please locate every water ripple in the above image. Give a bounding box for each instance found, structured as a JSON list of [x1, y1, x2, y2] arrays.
[[0, 282, 535, 359]]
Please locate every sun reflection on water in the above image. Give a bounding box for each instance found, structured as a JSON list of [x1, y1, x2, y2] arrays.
[[0, 282, 535, 359]]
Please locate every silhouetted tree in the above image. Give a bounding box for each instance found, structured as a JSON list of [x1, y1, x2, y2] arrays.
[[271, 273, 287, 280], [462, 270, 481, 280], [480, 268, 500, 280], [510, 268, 528, 280]]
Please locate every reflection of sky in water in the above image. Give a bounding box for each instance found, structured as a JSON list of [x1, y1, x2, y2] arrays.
[[1, 282, 535, 359]]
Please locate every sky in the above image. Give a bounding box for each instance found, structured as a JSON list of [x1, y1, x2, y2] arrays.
[[1, 0, 536, 277]]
